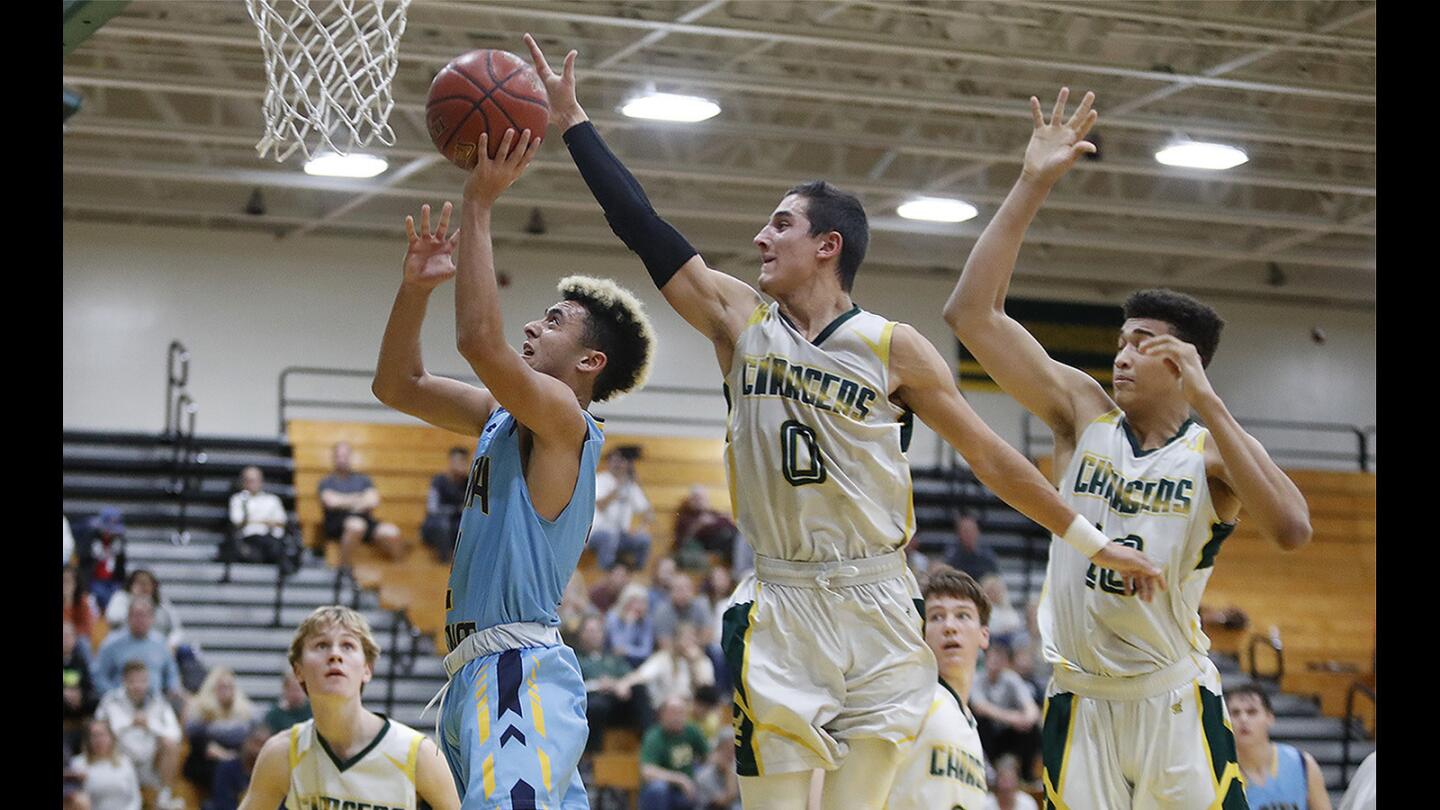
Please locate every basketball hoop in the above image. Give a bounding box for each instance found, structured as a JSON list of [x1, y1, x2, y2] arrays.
[[245, 0, 411, 162]]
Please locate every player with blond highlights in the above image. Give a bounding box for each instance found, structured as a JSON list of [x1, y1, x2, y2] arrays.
[[371, 127, 654, 809], [240, 606, 460, 810]]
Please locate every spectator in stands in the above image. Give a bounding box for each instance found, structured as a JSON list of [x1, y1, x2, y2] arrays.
[[420, 446, 470, 563], [1229, 683, 1333, 810], [65, 514, 76, 566], [653, 574, 714, 648], [649, 557, 679, 613], [575, 613, 646, 752], [673, 486, 740, 571], [616, 621, 715, 711], [261, 669, 311, 734], [638, 695, 709, 810], [699, 566, 735, 694], [103, 569, 206, 693], [92, 596, 183, 702], [64, 621, 101, 758], [980, 574, 1028, 650], [95, 659, 183, 810], [970, 640, 1041, 783], [317, 440, 406, 566], [203, 724, 269, 810], [607, 583, 657, 669], [64, 564, 100, 653], [69, 718, 143, 810], [183, 666, 259, 796], [591, 446, 654, 571], [983, 754, 1039, 810], [693, 726, 741, 810], [589, 562, 632, 614], [227, 466, 291, 566], [947, 510, 1000, 582], [1016, 598, 1049, 700], [561, 570, 596, 640], [78, 507, 128, 611]]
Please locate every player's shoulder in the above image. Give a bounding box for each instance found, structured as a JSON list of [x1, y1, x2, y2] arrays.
[[256, 727, 298, 770]]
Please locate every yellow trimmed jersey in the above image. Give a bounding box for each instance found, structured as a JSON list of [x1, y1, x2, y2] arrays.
[[886, 681, 988, 810], [724, 302, 915, 562], [1039, 409, 1236, 679], [285, 716, 426, 810]]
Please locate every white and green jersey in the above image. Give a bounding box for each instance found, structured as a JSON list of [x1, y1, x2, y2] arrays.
[[285, 716, 426, 810], [1040, 409, 1236, 683], [724, 302, 915, 562], [886, 681, 988, 810]]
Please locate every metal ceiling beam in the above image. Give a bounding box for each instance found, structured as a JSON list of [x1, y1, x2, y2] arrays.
[[592, 0, 728, 70], [993, 1, 1375, 51], [1179, 209, 1378, 280]]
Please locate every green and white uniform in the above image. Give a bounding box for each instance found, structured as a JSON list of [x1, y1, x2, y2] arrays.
[[1039, 410, 1246, 809], [718, 302, 934, 777], [285, 716, 426, 810], [886, 681, 989, 810]]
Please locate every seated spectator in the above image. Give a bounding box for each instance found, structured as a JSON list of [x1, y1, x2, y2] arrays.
[[226, 466, 293, 567], [693, 726, 741, 810], [699, 566, 735, 694], [653, 574, 714, 649], [574, 613, 647, 751], [91, 596, 183, 703], [318, 440, 405, 565], [183, 666, 258, 796], [103, 569, 206, 693], [639, 695, 709, 810], [980, 575, 1027, 650], [560, 569, 596, 640], [261, 669, 311, 734], [64, 514, 76, 566], [947, 510, 1000, 583], [592, 446, 654, 571], [589, 562, 632, 614], [649, 558, 679, 614], [970, 640, 1041, 783], [78, 508, 128, 611], [69, 718, 142, 810], [673, 487, 740, 571], [203, 724, 269, 810], [617, 622, 715, 711], [95, 660, 183, 810], [64, 621, 101, 758], [420, 447, 470, 563], [1229, 682, 1332, 810], [607, 584, 657, 669], [64, 564, 101, 652], [983, 754, 1040, 810]]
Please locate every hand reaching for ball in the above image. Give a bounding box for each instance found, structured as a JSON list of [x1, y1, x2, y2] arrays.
[[463, 128, 542, 205], [524, 33, 586, 130]]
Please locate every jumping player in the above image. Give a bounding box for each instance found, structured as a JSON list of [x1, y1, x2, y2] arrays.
[[523, 36, 1163, 809], [370, 129, 655, 808], [240, 606, 460, 810], [943, 88, 1312, 808]]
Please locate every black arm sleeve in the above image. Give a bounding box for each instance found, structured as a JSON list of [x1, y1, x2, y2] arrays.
[[563, 121, 698, 289]]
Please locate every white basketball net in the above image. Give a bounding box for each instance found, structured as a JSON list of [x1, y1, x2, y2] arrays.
[[245, 0, 411, 162]]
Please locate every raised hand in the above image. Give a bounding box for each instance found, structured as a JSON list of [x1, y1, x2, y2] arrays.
[[403, 202, 459, 289], [463, 128, 542, 205], [523, 33, 585, 129], [1091, 542, 1167, 603], [1140, 334, 1217, 408], [1021, 87, 1098, 187]]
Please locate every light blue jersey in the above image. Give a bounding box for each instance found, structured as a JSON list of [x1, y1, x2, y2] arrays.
[[443, 407, 604, 650], [1245, 743, 1310, 810]]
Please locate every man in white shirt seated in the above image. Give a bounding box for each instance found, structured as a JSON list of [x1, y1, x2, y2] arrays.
[[592, 446, 654, 571], [95, 660, 184, 810], [228, 466, 292, 566]]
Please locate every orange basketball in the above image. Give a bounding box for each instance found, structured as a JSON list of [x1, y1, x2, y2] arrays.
[[426, 49, 549, 170]]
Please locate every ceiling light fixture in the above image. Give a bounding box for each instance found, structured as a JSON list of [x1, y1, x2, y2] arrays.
[[303, 152, 389, 178], [621, 92, 721, 123], [897, 197, 978, 223], [1154, 141, 1248, 171]]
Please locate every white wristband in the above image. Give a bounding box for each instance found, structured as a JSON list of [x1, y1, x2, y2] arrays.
[[1061, 514, 1109, 558]]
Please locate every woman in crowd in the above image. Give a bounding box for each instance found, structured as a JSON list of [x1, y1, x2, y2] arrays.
[[606, 583, 657, 669], [182, 667, 257, 796], [69, 718, 142, 810]]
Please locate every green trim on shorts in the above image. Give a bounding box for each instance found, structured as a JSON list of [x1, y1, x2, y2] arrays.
[[721, 600, 760, 777], [1041, 692, 1075, 810], [1200, 686, 1249, 809]]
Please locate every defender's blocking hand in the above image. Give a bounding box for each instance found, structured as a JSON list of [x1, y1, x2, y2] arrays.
[[1021, 87, 1098, 187], [523, 33, 585, 130]]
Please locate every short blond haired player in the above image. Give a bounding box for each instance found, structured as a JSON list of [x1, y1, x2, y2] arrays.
[[240, 607, 460, 810], [944, 88, 1312, 809]]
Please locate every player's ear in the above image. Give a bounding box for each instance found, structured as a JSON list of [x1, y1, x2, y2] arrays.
[[979, 626, 991, 651], [815, 230, 842, 262], [577, 348, 607, 376]]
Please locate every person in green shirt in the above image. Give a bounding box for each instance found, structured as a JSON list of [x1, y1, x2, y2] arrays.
[[260, 669, 311, 734], [639, 695, 709, 810], [573, 613, 647, 751]]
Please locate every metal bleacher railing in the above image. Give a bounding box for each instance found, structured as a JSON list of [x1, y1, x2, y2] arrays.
[[164, 341, 201, 546], [1340, 681, 1376, 784]]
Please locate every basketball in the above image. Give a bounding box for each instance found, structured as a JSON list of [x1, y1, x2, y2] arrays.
[[426, 49, 550, 170]]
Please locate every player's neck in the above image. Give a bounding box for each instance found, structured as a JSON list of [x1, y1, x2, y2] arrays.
[[1235, 739, 1273, 781], [310, 696, 382, 755], [941, 667, 974, 706], [775, 280, 854, 340], [1119, 398, 1191, 450]]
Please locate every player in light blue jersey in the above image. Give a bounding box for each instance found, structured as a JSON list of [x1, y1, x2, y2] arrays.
[[372, 128, 656, 810]]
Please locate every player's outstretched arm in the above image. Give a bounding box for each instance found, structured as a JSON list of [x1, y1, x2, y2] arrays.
[[414, 737, 462, 810], [236, 732, 292, 810], [372, 201, 498, 436], [524, 34, 761, 358], [943, 88, 1112, 442], [1140, 335, 1312, 549], [454, 129, 588, 446], [891, 324, 1167, 600]]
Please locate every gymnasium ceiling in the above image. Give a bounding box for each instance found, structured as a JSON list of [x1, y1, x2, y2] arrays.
[[62, 1, 1376, 309]]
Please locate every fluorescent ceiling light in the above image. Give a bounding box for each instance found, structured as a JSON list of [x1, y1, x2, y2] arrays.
[[1154, 142, 1248, 171], [621, 92, 721, 122], [303, 153, 388, 178], [897, 197, 978, 223]]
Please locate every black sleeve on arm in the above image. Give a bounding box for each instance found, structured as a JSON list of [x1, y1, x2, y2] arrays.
[[563, 122, 698, 289]]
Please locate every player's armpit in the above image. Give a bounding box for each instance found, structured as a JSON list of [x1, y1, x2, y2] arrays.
[[237, 733, 292, 810], [660, 255, 763, 350], [372, 372, 497, 438], [414, 738, 462, 810]]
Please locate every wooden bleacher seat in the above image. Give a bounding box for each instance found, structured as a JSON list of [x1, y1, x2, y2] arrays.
[[591, 751, 641, 793]]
